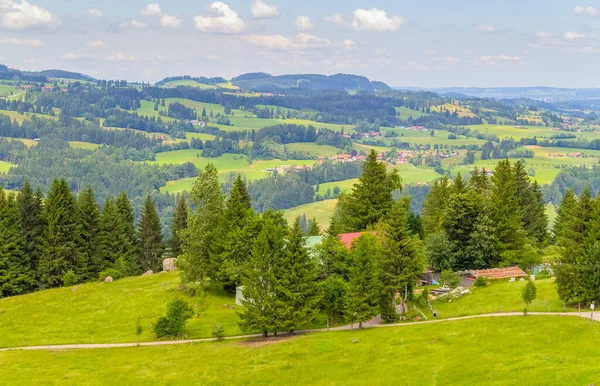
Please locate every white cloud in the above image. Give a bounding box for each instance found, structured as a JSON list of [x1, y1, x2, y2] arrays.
[[105, 52, 137, 61], [251, 0, 278, 19], [438, 56, 460, 63], [326, 8, 406, 32], [535, 31, 553, 38], [574, 6, 599, 16], [62, 52, 94, 61], [0, 37, 43, 47], [475, 54, 522, 65], [565, 31, 585, 40], [140, 3, 163, 17], [343, 39, 356, 48], [160, 14, 182, 28], [86, 40, 106, 48], [88, 8, 103, 17], [194, 2, 245, 33], [242, 34, 293, 50], [0, 0, 58, 30], [295, 16, 314, 31], [119, 20, 148, 30], [399, 62, 429, 71], [296, 33, 331, 46], [477, 24, 495, 32]]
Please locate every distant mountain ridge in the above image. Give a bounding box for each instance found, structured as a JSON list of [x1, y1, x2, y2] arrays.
[[398, 86, 600, 102], [0, 64, 95, 82], [231, 73, 390, 92]]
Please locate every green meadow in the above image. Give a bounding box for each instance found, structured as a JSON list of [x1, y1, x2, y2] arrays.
[[0, 110, 56, 124], [163, 80, 218, 89], [284, 199, 338, 229], [0, 160, 15, 173], [395, 106, 430, 120], [68, 141, 100, 150], [2, 316, 599, 385]]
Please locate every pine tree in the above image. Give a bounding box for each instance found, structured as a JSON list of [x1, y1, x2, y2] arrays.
[[379, 201, 425, 321], [273, 219, 320, 333], [98, 198, 121, 272], [138, 194, 164, 272], [168, 195, 188, 257], [422, 177, 451, 235], [452, 173, 467, 195], [0, 191, 32, 296], [115, 191, 140, 275], [39, 179, 80, 288], [514, 162, 548, 244], [180, 164, 224, 286], [468, 167, 490, 194], [315, 232, 352, 280], [347, 234, 380, 328], [338, 150, 401, 231], [307, 218, 321, 236], [16, 182, 44, 282], [238, 210, 286, 337], [490, 160, 526, 266], [77, 186, 101, 280]]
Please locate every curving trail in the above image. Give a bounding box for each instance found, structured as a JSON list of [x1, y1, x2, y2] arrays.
[[1, 311, 596, 352]]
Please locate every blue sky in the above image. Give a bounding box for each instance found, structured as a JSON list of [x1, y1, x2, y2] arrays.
[[1, 0, 600, 87]]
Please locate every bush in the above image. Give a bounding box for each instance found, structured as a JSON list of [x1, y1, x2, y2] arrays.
[[211, 324, 225, 340], [473, 276, 489, 288], [62, 269, 78, 287], [154, 298, 194, 339], [99, 268, 123, 282], [441, 270, 461, 289]]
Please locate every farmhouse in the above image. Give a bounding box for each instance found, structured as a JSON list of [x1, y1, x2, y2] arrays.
[[568, 152, 583, 158], [461, 267, 527, 286]]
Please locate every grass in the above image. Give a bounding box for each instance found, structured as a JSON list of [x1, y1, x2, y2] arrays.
[[68, 141, 100, 150], [0, 110, 56, 124], [0, 137, 38, 147], [163, 80, 218, 89], [430, 278, 566, 319], [2, 316, 600, 384], [135, 100, 176, 123], [0, 160, 15, 173], [316, 179, 358, 195], [184, 132, 216, 142], [0, 272, 243, 347], [286, 142, 338, 157], [395, 106, 430, 120], [284, 199, 337, 229]]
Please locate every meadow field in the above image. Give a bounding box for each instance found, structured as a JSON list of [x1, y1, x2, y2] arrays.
[[1, 316, 598, 385], [0, 110, 56, 124], [68, 141, 100, 150], [395, 106, 430, 120], [163, 80, 218, 89], [0, 160, 15, 173], [284, 199, 337, 229]]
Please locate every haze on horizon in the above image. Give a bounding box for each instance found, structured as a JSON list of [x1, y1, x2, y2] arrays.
[[0, 0, 598, 88]]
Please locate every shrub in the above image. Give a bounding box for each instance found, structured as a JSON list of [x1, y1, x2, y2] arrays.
[[441, 270, 461, 289], [99, 268, 123, 282], [154, 298, 194, 339], [211, 324, 225, 340], [62, 269, 78, 287], [473, 276, 489, 288]]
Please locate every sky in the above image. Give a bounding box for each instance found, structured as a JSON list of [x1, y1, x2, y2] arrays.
[[1, 0, 600, 87]]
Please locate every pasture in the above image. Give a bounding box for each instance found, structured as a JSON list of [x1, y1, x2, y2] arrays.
[[0, 160, 15, 173], [395, 106, 430, 120], [68, 141, 100, 151], [0, 110, 56, 124], [286, 142, 338, 157], [1, 316, 599, 384], [284, 199, 338, 229], [163, 80, 217, 89]]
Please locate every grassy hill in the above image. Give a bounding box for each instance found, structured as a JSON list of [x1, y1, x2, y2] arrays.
[[1, 316, 599, 384]]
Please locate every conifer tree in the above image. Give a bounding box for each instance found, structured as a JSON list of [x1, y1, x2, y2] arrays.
[[115, 191, 140, 275], [39, 179, 80, 288], [422, 176, 451, 235], [451, 173, 467, 195], [468, 167, 490, 194], [138, 194, 164, 272], [307, 218, 321, 236], [77, 186, 101, 280], [16, 182, 44, 281], [98, 198, 120, 272], [180, 164, 224, 287], [347, 235, 380, 328], [315, 232, 352, 280], [238, 210, 286, 337], [273, 219, 320, 333], [0, 191, 32, 296], [168, 195, 188, 257]]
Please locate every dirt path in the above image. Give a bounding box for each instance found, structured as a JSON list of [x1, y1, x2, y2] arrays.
[[1, 311, 596, 352]]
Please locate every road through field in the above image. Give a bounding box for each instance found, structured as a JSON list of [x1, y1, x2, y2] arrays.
[[1, 311, 596, 352]]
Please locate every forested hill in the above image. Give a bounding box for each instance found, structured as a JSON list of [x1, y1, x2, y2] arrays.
[[0, 64, 94, 83], [230, 73, 390, 92]]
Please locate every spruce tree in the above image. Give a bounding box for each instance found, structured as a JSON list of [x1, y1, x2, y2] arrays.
[[0, 191, 32, 296], [39, 179, 80, 288], [168, 195, 188, 257], [77, 186, 101, 280], [347, 234, 380, 328], [315, 232, 352, 280], [98, 198, 121, 272], [422, 176, 451, 235], [307, 218, 321, 236], [273, 219, 320, 333], [115, 191, 140, 275], [16, 182, 44, 282], [379, 201, 425, 320], [138, 194, 164, 272], [179, 164, 224, 287], [238, 210, 286, 337]]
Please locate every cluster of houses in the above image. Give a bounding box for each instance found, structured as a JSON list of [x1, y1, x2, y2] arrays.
[[264, 165, 312, 174], [548, 152, 584, 159]]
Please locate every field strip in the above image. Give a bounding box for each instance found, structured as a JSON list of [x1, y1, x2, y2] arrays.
[[0, 311, 594, 352]]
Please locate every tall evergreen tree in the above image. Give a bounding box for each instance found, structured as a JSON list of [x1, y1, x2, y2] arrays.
[[180, 164, 224, 287], [273, 219, 320, 333], [115, 191, 140, 275], [379, 201, 425, 321], [238, 210, 286, 337], [307, 218, 321, 236], [422, 176, 451, 235], [98, 198, 121, 272], [0, 191, 32, 296], [16, 182, 44, 282], [77, 186, 101, 280], [168, 195, 188, 258], [347, 234, 380, 328], [39, 178, 80, 288], [138, 194, 164, 272]]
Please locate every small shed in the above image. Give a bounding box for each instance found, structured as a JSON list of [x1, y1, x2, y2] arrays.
[[461, 267, 527, 286]]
